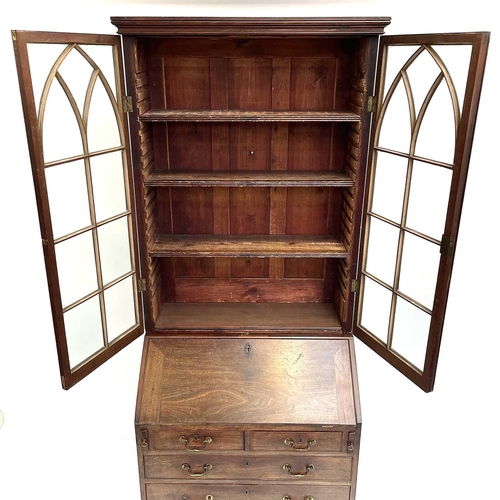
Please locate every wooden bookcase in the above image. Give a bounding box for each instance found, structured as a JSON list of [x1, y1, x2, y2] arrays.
[[12, 17, 489, 500]]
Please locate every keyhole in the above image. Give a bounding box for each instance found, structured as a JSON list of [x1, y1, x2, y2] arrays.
[[299, 438, 303, 444], [244, 460, 250, 467], [245, 344, 251, 355], [245, 490, 249, 495]]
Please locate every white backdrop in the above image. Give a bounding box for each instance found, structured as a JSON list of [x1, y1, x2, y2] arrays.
[[0, 2, 498, 499]]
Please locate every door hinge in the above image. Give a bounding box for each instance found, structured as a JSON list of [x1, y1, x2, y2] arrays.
[[440, 234, 455, 256], [138, 278, 147, 292], [367, 96, 377, 113], [123, 96, 133, 113], [351, 279, 359, 293], [11, 31, 17, 42]]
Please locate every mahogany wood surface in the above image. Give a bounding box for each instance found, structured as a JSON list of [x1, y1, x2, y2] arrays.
[[145, 483, 351, 500], [137, 338, 357, 426]]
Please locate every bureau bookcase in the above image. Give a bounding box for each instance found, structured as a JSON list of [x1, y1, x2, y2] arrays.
[[13, 18, 489, 500]]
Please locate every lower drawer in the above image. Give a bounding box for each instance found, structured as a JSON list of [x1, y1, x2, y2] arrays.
[[146, 483, 351, 500], [144, 454, 352, 482]]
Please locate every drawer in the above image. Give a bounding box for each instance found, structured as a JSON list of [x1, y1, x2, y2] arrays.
[[249, 431, 343, 453], [146, 483, 351, 500], [153, 429, 244, 451], [144, 454, 352, 482]]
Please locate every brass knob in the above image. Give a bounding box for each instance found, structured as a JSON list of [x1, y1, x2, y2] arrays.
[[348, 441, 355, 452]]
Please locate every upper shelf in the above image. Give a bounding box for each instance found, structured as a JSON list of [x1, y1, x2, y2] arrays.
[[145, 170, 355, 188], [139, 109, 361, 123]]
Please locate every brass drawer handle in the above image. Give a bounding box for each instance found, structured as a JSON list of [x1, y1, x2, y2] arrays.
[[179, 434, 213, 451], [283, 463, 314, 478], [284, 437, 317, 451], [181, 463, 213, 477], [283, 496, 314, 500]]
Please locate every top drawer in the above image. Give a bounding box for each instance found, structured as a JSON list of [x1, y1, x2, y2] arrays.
[[249, 431, 344, 452], [154, 429, 244, 451]]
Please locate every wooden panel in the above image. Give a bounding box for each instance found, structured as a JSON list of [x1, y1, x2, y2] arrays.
[[249, 431, 343, 452], [154, 429, 244, 451], [286, 188, 329, 235], [290, 58, 336, 110], [141, 109, 361, 122], [154, 303, 342, 332], [151, 235, 347, 258], [167, 123, 213, 169], [145, 483, 351, 500], [164, 57, 210, 109], [174, 278, 325, 303], [284, 258, 325, 278], [288, 123, 333, 170], [137, 338, 356, 425], [228, 58, 272, 109], [229, 124, 272, 170], [144, 454, 353, 481], [171, 188, 214, 234]]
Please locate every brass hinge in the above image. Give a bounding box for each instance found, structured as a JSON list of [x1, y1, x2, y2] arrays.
[[440, 234, 455, 256], [351, 279, 359, 293], [138, 278, 147, 292], [367, 96, 377, 113], [123, 96, 133, 113], [11, 31, 17, 42]]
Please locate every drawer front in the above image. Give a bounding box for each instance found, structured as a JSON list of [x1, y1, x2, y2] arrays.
[[154, 429, 244, 451], [249, 431, 343, 453], [144, 455, 352, 482], [146, 483, 351, 500]]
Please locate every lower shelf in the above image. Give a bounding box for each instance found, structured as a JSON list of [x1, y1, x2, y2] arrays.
[[154, 302, 342, 333], [150, 234, 348, 258]]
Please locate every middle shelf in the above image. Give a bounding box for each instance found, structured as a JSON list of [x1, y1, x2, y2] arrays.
[[144, 170, 355, 188], [150, 234, 348, 258]]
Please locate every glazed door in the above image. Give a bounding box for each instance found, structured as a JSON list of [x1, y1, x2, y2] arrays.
[[13, 31, 144, 389], [354, 33, 489, 392]]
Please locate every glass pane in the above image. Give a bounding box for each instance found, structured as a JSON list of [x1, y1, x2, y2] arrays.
[[55, 231, 97, 308], [377, 81, 411, 153], [432, 44, 472, 114], [399, 233, 441, 310], [406, 160, 453, 240], [104, 277, 138, 342], [64, 296, 104, 369], [87, 78, 121, 153], [414, 79, 457, 164], [405, 48, 442, 117], [91, 151, 128, 222], [80, 45, 117, 99], [364, 216, 399, 286], [41, 77, 84, 163], [382, 46, 420, 100], [391, 297, 431, 371], [370, 151, 408, 223], [27, 43, 67, 114], [98, 216, 132, 285], [45, 160, 90, 239], [359, 276, 393, 344], [56, 47, 94, 116]]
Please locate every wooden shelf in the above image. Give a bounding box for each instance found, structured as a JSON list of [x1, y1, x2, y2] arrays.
[[155, 303, 343, 333], [144, 170, 355, 188], [140, 109, 361, 122], [150, 234, 348, 258]]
